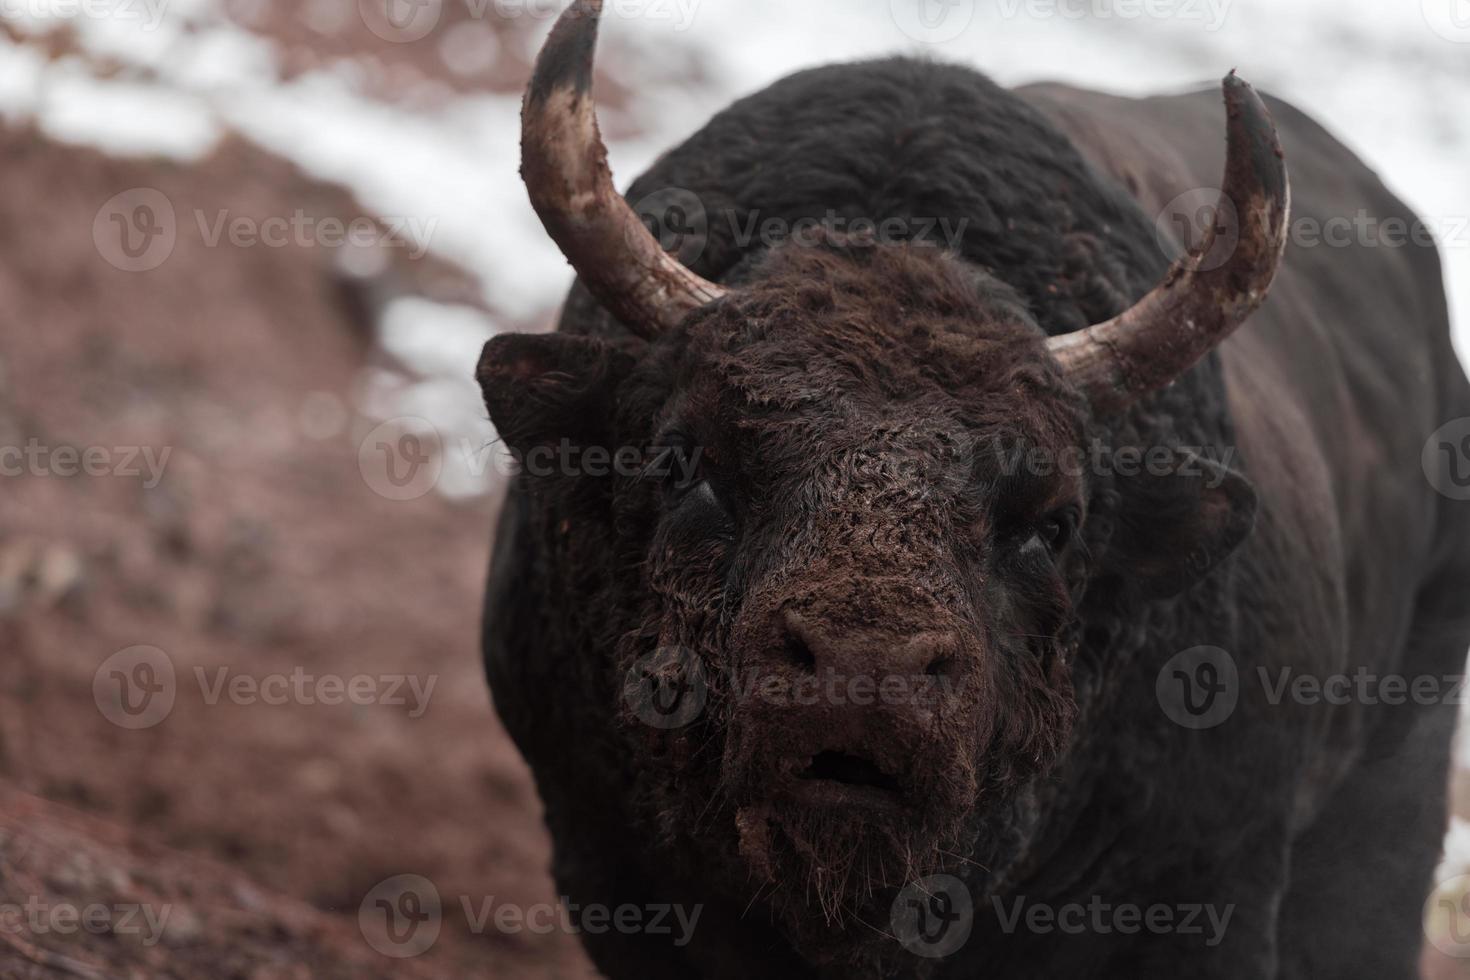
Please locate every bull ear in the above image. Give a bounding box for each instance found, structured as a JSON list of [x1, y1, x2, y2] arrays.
[[476, 333, 634, 456], [1107, 449, 1257, 599]]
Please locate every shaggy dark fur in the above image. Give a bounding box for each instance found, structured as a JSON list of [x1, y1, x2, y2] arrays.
[[479, 58, 1470, 979]]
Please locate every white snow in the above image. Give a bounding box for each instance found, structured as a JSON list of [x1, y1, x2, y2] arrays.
[[1, 0, 1466, 488]]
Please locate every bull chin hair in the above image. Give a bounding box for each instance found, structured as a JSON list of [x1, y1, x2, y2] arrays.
[[768, 797, 965, 929]]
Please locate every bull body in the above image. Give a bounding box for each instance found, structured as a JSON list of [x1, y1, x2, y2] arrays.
[[482, 56, 1470, 979]]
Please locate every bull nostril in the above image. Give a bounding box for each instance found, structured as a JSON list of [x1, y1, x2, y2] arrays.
[[777, 610, 820, 672], [926, 654, 957, 678], [780, 629, 817, 671]]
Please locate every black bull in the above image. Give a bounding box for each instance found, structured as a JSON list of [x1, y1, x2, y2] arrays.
[[480, 45, 1470, 980]]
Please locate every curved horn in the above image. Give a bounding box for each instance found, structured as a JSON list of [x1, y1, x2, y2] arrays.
[[521, 0, 727, 340], [1048, 71, 1290, 414]]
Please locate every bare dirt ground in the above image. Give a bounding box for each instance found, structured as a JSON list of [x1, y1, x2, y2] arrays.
[[0, 121, 593, 976]]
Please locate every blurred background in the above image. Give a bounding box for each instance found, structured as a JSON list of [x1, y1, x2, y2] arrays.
[[0, 0, 1466, 975]]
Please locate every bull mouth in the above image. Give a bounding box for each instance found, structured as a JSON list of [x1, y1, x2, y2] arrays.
[[791, 750, 905, 810]]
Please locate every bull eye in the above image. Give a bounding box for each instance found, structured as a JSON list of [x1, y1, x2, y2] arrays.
[[661, 478, 740, 555], [662, 467, 706, 508], [1040, 507, 1079, 553], [654, 434, 704, 503], [1018, 531, 1050, 560], [665, 477, 735, 542], [649, 427, 735, 540], [1016, 507, 1078, 559], [685, 479, 720, 511], [1041, 518, 1066, 550]]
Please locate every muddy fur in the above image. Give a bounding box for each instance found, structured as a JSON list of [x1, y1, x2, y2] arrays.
[[615, 240, 1089, 956], [480, 57, 1470, 980]]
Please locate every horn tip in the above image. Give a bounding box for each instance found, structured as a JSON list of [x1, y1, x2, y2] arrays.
[[526, 0, 604, 107], [1220, 69, 1288, 211]]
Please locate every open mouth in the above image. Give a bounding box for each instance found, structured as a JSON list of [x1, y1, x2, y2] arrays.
[[793, 751, 904, 808]]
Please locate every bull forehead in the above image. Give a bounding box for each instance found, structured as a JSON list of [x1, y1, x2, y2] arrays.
[[698, 316, 1052, 413], [671, 326, 1085, 524], [740, 413, 982, 581], [678, 238, 1065, 409], [689, 336, 1079, 499], [772, 416, 971, 510]]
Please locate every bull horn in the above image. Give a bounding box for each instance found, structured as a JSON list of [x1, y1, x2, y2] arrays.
[[521, 0, 727, 340], [1047, 71, 1290, 414]]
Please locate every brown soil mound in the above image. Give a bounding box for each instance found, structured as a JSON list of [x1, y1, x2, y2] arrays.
[[0, 121, 589, 978]]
